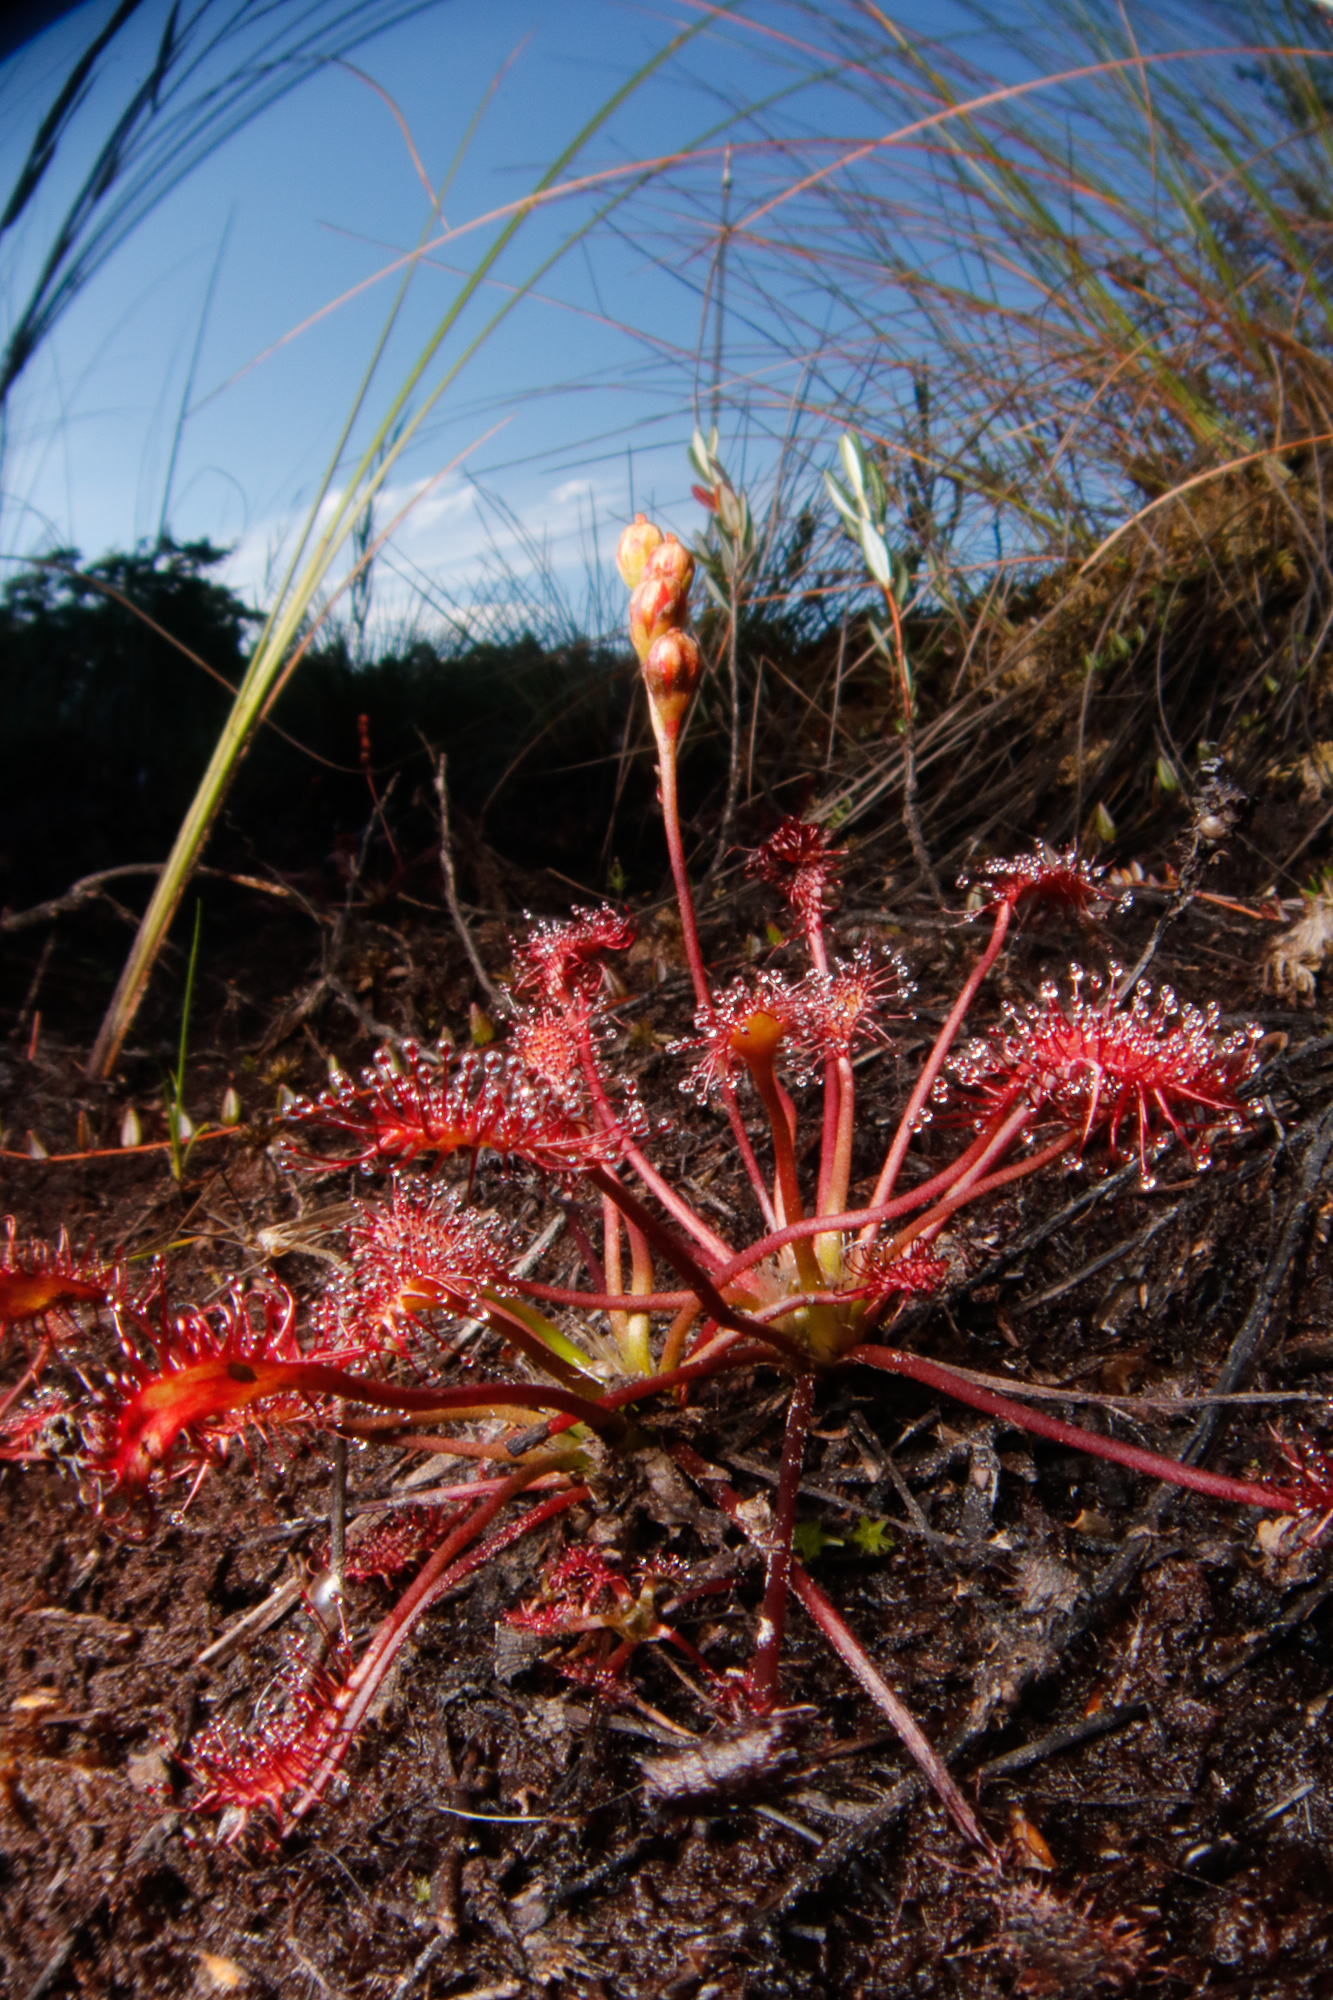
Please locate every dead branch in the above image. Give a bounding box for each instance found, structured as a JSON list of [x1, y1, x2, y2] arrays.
[[432, 751, 507, 1016]]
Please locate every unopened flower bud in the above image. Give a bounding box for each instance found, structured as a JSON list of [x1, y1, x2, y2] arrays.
[[630, 588, 685, 670], [119, 1105, 142, 1148], [220, 1084, 242, 1126], [643, 629, 702, 737], [647, 532, 694, 598], [615, 512, 664, 589]]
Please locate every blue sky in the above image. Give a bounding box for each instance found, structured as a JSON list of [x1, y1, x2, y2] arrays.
[[2, 2, 1300, 643], [0, 0, 835, 636]]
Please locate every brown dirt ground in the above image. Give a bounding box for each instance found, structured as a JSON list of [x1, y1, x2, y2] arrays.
[[2, 810, 1333, 2000]]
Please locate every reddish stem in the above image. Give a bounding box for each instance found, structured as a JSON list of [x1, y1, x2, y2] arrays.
[[815, 1054, 842, 1220], [735, 1016, 822, 1294], [789, 1563, 992, 1855], [603, 1191, 625, 1343], [104, 1360, 622, 1493], [542, 1338, 770, 1439], [658, 1301, 700, 1377], [721, 1079, 779, 1227], [882, 1121, 1074, 1261], [825, 1053, 857, 1224], [514, 1281, 695, 1312], [701, 1118, 1032, 1292], [673, 1439, 991, 1853], [290, 1479, 587, 1818], [804, 906, 829, 979], [338, 1427, 534, 1461], [585, 1164, 809, 1361], [480, 1299, 603, 1390], [575, 1016, 732, 1265], [861, 898, 1012, 1233], [654, 726, 712, 1014], [650, 721, 777, 1228], [848, 1346, 1289, 1511], [558, 1199, 608, 1294]]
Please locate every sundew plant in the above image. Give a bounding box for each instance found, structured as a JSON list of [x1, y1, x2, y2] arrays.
[[0, 512, 1325, 1849]]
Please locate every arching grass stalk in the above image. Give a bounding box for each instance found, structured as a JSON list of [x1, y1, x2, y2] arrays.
[[86, 18, 716, 1080], [165, 899, 203, 1184]]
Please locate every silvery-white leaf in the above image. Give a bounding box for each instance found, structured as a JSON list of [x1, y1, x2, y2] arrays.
[[838, 430, 867, 505], [700, 565, 729, 609], [823, 470, 860, 530], [859, 519, 894, 590]]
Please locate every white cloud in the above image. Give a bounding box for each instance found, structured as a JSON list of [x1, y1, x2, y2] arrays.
[[208, 458, 635, 649]]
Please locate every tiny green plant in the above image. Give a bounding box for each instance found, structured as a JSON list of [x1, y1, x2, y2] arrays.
[[826, 430, 939, 896], [164, 901, 203, 1185], [689, 425, 757, 863]]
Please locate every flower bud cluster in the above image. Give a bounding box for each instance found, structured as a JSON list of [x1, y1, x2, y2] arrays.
[[616, 512, 699, 738]]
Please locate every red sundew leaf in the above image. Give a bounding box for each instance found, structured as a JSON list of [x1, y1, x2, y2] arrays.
[[509, 1544, 698, 1639], [509, 1544, 723, 1703], [959, 846, 1110, 918], [335, 1179, 511, 1354], [512, 905, 636, 1006], [186, 1640, 353, 1841], [0, 1217, 127, 1331], [315, 1502, 463, 1583], [281, 1042, 622, 1181], [508, 1543, 629, 1634], [791, 949, 908, 1060], [508, 1003, 586, 1097], [85, 1284, 350, 1504], [672, 973, 806, 1101], [746, 817, 845, 927], [846, 1243, 950, 1301], [951, 970, 1261, 1172]]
